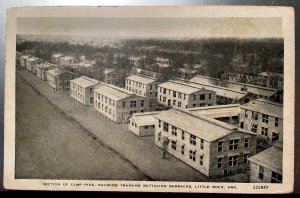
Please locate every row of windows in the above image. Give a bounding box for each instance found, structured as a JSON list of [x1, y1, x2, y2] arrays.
[[159, 88, 212, 101], [127, 79, 157, 90], [95, 93, 116, 106], [71, 90, 84, 101], [245, 110, 280, 127], [126, 86, 157, 97], [158, 96, 211, 108], [248, 123, 280, 142], [217, 138, 250, 152], [95, 102, 116, 117], [259, 166, 282, 183]]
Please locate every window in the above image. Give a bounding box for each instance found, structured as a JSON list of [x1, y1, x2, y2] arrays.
[[251, 124, 257, 133], [200, 94, 205, 100], [243, 154, 249, 164], [144, 126, 148, 129], [229, 139, 239, 150], [163, 88, 166, 94], [271, 172, 282, 183], [163, 97, 166, 102], [163, 122, 169, 132], [130, 100, 137, 107], [159, 96, 162, 101], [272, 132, 279, 142], [244, 138, 250, 148], [122, 101, 126, 108], [228, 156, 238, 166], [171, 140, 176, 150], [240, 122, 244, 129], [259, 166, 264, 180], [141, 100, 144, 107], [178, 93, 182, 99], [158, 120, 161, 128], [171, 126, 177, 136], [262, 114, 269, 123], [200, 139, 204, 149], [158, 132, 161, 141], [245, 110, 248, 117], [252, 112, 258, 120], [218, 141, 223, 152], [182, 131, 185, 140], [193, 94, 196, 100], [208, 93, 212, 100], [150, 84, 152, 90], [217, 157, 222, 168], [189, 150, 196, 161], [178, 102, 181, 108], [181, 145, 185, 155], [173, 100, 176, 106], [173, 91, 176, 97], [200, 155, 204, 165], [261, 127, 268, 137], [193, 104, 196, 107], [275, 117, 279, 127], [190, 134, 196, 145]]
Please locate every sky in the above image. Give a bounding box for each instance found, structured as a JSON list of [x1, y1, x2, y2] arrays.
[[17, 17, 283, 39]]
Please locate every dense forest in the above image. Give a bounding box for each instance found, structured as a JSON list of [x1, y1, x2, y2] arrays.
[[16, 35, 284, 80]]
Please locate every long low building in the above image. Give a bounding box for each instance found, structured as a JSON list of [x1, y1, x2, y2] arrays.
[[93, 83, 150, 123], [128, 111, 159, 137], [36, 62, 57, 81], [157, 80, 216, 109], [46, 68, 78, 91], [70, 76, 100, 105], [188, 104, 241, 119], [190, 75, 280, 102], [173, 79, 252, 105], [248, 142, 282, 183], [154, 108, 256, 178]]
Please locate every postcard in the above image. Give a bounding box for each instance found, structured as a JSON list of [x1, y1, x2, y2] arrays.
[[3, 6, 295, 193]]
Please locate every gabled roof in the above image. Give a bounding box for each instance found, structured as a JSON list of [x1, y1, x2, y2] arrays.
[[26, 57, 39, 62], [158, 81, 203, 95], [60, 56, 76, 61], [126, 75, 157, 84], [94, 83, 137, 101], [172, 79, 246, 100], [248, 142, 282, 174], [154, 108, 249, 142], [240, 99, 283, 119], [131, 111, 159, 126], [190, 75, 278, 98], [188, 104, 240, 118], [52, 53, 65, 58], [70, 76, 99, 88]]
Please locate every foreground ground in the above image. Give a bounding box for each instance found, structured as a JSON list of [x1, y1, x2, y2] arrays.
[[15, 69, 248, 182]]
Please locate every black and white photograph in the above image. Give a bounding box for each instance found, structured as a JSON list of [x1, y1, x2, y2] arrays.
[[3, 6, 295, 193]]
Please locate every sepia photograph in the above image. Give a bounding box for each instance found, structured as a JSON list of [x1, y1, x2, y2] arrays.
[[3, 6, 295, 193]]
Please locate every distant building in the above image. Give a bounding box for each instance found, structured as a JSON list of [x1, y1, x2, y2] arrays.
[[193, 64, 208, 75], [58, 55, 79, 66], [128, 111, 159, 137], [129, 56, 146, 67], [258, 72, 283, 90], [130, 67, 161, 78], [51, 53, 65, 65], [248, 142, 282, 183], [19, 55, 30, 68], [36, 62, 57, 81], [175, 79, 252, 105], [102, 68, 122, 85], [190, 75, 278, 103], [46, 68, 78, 91], [239, 99, 283, 144], [70, 76, 100, 105], [154, 109, 256, 177], [93, 83, 150, 123], [221, 72, 257, 83], [25, 57, 41, 73], [154, 57, 172, 68], [126, 75, 158, 99], [178, 64, 198, 80], [157, 80, 216, 109]]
